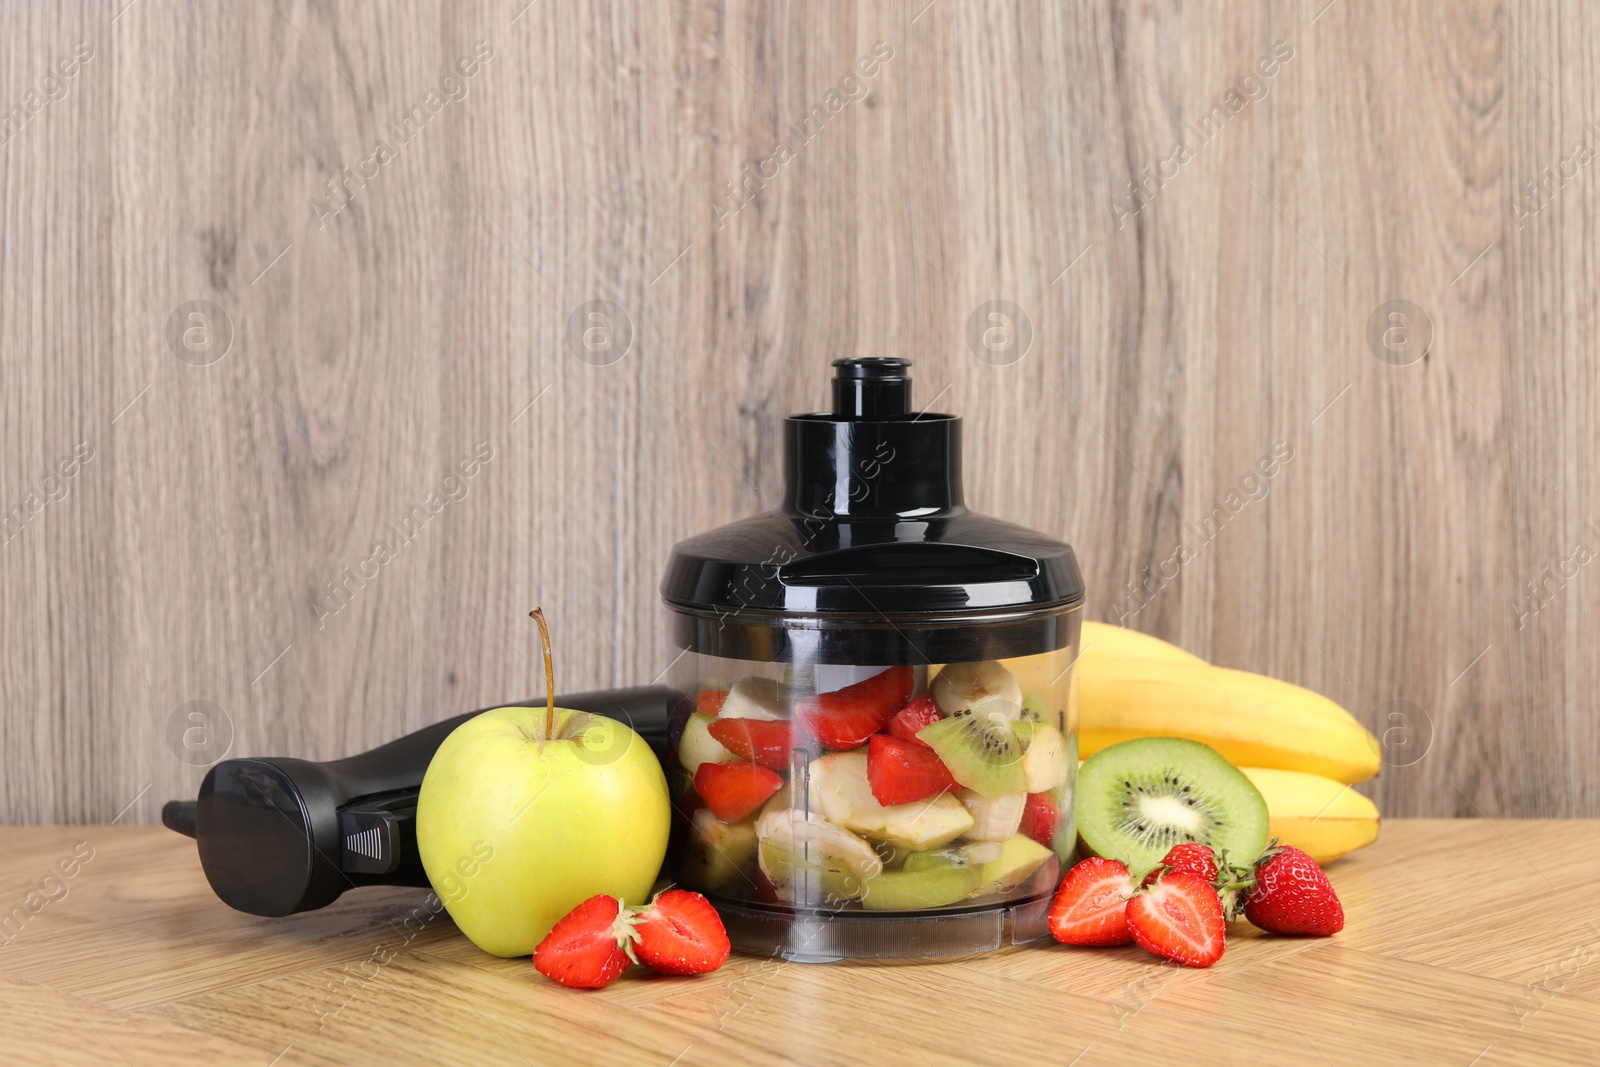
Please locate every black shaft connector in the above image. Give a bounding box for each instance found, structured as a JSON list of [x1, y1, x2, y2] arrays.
[[831, 357, 911, 418], [782, 358, 963, 519]]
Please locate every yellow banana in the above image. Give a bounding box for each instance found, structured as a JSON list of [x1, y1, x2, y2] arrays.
[[1080, 621, 1204, 664], [1076, 653, 1381, 784], [1240, 766, 1380, 863]]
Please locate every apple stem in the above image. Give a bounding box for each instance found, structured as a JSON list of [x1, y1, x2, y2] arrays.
[[529, 608, 556, 741]]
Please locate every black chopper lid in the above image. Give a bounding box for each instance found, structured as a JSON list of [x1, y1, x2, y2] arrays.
[[660, 359, 1085, 663]]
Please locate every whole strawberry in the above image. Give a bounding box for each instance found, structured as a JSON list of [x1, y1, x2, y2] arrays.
[[1243, 845, 1344, 936], [1141, 842, 1219, 887]]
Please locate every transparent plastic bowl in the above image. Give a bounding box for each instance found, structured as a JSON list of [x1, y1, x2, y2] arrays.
[[665, 611, 1080, 960]]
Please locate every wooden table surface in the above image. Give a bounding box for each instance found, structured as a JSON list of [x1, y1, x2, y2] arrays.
[[1, 820, 1592, 1066]]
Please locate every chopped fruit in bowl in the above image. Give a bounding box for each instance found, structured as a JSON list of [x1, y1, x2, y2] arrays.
[[720, 677, 796, 721], [670, 659, 1075, 913], [810, 750, 973, 851], [679, 808, 757, 892], [931, 660, 1023, 719], [679, 712, 735, 777], [917, 710, 1028, 798]]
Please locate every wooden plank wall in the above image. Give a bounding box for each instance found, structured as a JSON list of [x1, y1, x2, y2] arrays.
[[0, 1, 1592, 822]]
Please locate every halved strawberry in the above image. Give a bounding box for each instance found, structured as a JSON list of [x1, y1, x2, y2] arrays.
[[866, 733, 956, 805], [533, 895, 635, 989], [707, 717, 795, 772], [1019, 793, 1059, 848], [630, 889, 730, 976], [693, 761, 782, 822], [1125, 870, 1225, 967], [1048, 857, 1135, 946], [885, 694, 943, 746], [796, 666, 915, 750], [694, 688, 729, 716]]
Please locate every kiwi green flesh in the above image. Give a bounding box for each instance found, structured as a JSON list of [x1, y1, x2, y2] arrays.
[[859, 864, 982, 910], [902, 843, 984, 873], [903, 850, 965, 873], [918, 711, 1027, 798], [1075, 737, 1269, 877]]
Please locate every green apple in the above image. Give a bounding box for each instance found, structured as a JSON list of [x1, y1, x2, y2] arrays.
[[416, 611, 671, 957]]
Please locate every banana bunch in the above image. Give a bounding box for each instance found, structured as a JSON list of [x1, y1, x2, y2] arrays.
[[1077, 622, 1381, 863]]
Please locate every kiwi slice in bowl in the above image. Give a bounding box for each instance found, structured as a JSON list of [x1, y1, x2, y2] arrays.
[[859, 863, 982, 910], [1075, 737, 1269, 876], [917, 709, 1027, 798]]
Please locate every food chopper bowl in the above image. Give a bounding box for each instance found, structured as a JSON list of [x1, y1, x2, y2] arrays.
[[661, 359, 1084, 961]]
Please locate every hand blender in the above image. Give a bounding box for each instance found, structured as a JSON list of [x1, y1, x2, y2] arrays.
[[166, 357, 1088, 965], [162, 687, 677, 917]]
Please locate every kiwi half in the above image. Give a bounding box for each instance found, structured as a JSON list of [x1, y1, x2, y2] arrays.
[[917, 709, 1027, 798], [1076, 737, 1269, 876]]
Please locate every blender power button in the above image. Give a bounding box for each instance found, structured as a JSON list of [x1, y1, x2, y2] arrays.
[[338, 809, 401, 875]]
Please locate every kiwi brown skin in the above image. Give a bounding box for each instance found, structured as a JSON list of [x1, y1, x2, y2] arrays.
[[917, 709, 1027, 798], [1075, 736, 1269, 876]]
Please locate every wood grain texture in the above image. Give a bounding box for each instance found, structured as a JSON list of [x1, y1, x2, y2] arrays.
[[0, 1, 1594, 821], [0, 821, 1594, 1065]]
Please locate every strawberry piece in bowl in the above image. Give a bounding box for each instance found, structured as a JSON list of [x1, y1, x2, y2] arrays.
[[1019, 793, 1059, 848], [866, 733, 957, 805], [796, 666, 915, 750], [694, 761, 783, 822], [707, 717, 795, 772], [885, 694, 943, 746], [694, 688, 729, 716]]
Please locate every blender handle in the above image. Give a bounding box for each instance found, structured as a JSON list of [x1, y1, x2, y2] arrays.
[[165, 686, 682, 916], [321, 685, 677, 793]]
